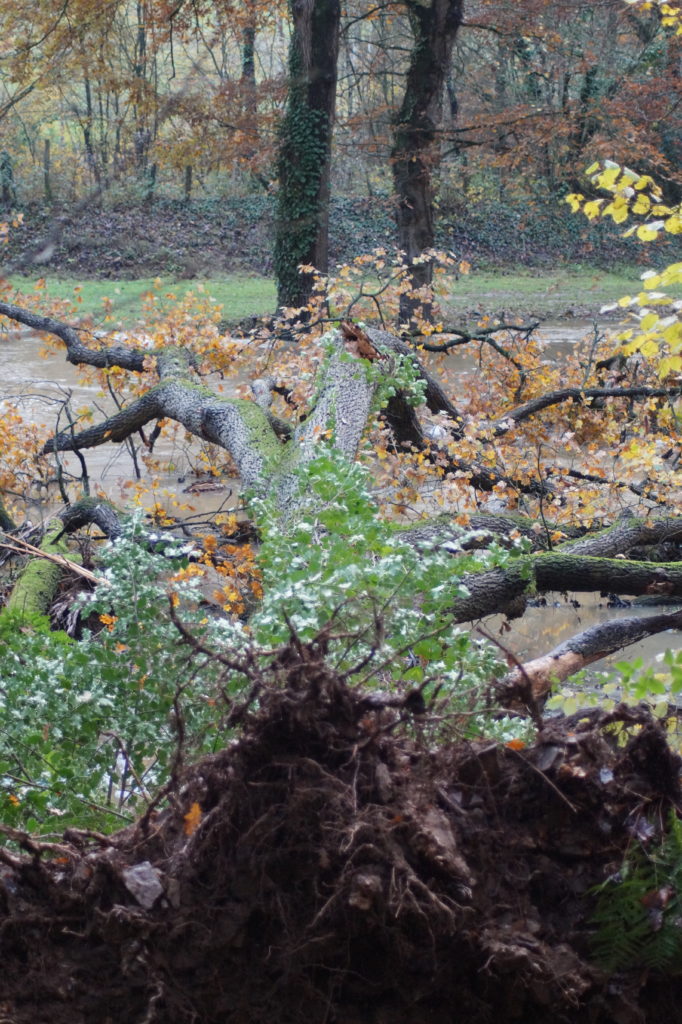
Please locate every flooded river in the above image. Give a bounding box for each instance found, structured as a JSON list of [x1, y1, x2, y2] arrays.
[[0, 326, 237, 522], [1, 320, 680, 672]]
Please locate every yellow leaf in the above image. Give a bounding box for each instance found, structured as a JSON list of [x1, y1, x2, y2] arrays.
[[665, 213, 682, 235], [639, 339, 659, 358], [583, 200, 604, 220], [658, 355, 682, 378], [597, 166, 621, 190], [184, 802, 202, 836], [634, 175, 655, 191], [632, 195, 651, 215], [637, 224, 659, 241], [663, 323, 682, 350]]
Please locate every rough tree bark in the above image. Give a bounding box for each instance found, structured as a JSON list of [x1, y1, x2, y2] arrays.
[[391, 0, 464, 324]]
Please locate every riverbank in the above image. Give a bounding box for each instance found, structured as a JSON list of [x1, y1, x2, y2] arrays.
[[3, 194, 681, 286]]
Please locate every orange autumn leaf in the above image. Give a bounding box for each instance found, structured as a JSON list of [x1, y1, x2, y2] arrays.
[[184, 802, 202, 836], [506, 739, 526, 751]]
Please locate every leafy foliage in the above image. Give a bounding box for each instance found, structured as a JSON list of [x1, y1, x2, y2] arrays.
[[568, 161, 682, 372], [591, 813, 682, 972], [0, 525, 228, 830], [253, 450, 509, 699]]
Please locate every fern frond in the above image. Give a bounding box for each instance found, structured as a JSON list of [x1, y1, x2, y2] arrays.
[[591, 812, 682, 974]]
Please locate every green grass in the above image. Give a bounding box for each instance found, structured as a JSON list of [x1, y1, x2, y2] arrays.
[[7, 265, 680, 326], [445, 266, 679, 320], [7, 274, 277, 325]]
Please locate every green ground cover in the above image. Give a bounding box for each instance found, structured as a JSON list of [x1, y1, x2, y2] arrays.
[[445, 266, 682, 321], [6, 274, 277, 325], [7, 265, 677, 326]]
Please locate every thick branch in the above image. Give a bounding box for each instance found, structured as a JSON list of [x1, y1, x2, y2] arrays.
[[295, 345, 377, 464], [492, 386, 682, 437], [59, 498, 123, 540], [0, 301, 149, 371], [499, 609, 682, 700], [453, 553, 682, 624], [43, 390, 165, 452], [399, 511, 583, 552], [558, 516, 682, 558], [2, 520, 74, 621]]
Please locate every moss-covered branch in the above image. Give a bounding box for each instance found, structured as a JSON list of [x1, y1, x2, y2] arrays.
[[453, 553, 682, 624], [3, 520, 76, 621]]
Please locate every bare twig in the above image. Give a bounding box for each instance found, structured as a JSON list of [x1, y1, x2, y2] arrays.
[[0, 535, 107, 585]]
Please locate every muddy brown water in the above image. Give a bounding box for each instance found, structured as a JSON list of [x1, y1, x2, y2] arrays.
[[0, 327, 238, 524], [1, 322, 680, 673]]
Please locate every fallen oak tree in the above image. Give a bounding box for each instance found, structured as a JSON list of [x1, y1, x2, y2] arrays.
[[1, 299, 682, 688], [2, 302, 682, 1021]]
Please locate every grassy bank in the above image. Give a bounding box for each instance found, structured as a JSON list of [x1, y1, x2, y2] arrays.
[[6, 265, 677, 326], [6, 274, 277, 325], [444, 266, 673, 321]]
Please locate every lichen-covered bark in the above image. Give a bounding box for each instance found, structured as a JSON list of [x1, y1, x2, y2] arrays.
[[558, 515, 682, 558], [0, 312, 380, 509]]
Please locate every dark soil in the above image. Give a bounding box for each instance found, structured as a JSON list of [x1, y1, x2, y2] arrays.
[[3, 194, 681, 280], [1, 634, 681, 1023]]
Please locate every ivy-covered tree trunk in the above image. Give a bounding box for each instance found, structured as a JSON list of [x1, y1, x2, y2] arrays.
[[391, 0, 463, 325], [274, 0, 341, 310]]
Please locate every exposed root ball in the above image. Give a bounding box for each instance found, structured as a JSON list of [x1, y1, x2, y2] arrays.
[[1, 643, 681, 1023]]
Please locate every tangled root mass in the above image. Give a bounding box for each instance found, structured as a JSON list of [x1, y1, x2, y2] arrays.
[[1, 637, 681, 1023]]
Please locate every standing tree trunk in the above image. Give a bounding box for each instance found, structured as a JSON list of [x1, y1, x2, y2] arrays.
[[391, 0, 463, 326], [82, 76, 101, 187], [0, 149, 16, 208], [274, 0, 341, 310]]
